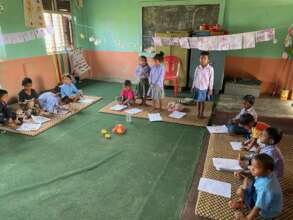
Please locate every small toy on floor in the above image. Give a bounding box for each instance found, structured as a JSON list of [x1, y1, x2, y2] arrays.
[[112, 124, 126, 135], [101, 128, 111, 139]]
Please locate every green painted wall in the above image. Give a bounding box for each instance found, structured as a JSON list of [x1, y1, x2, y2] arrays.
[[0, 0, 47, 60], [74, 0, 293, 59]]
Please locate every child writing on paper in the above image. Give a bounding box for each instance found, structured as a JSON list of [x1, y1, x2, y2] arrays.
[[60, 75, 82, 103], [117, 80, 135, 106], [229, 154, 283, 220], [0, 89, 19, 128], [226, 95, 257, 136], [18, 77, 41, 117], [238, 127, 284, 179], [238, 113, 270, 150], [38, 86, 62, 113], [148, 51, 165, 111], [135, 56, 150, 105], [191, 51, 214, 119]]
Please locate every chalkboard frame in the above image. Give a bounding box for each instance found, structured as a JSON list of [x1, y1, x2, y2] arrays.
[[138, 0, 226, 55]]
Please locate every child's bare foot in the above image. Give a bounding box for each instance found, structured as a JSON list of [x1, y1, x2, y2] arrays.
[[234, 211, 245, 220], [228, 200, 244, 209]]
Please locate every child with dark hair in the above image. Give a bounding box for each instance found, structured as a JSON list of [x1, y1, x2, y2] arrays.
[[227, 95, 257, 135], [135, 55, 150, 105], [60, 75, 81, 103], [239, 113, 270, 150], [230, 154, 283, 220], [191, 51, 214, 119], [18, 77, 41, 117], [38, 86, 62, 113], [0, 89, 18, 128], [148, 51, 165, 111], [117, 80, 135, 106]]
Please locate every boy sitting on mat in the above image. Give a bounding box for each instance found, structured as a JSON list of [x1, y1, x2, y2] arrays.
[[18, 77, 41, 118], [229, 154, 283, 220], [226, 95, 257, 137], [60, 75, 82, 103], [117, 80, 135, 106], [191, 51, 214, 119], [0, 89, 19, 128], [38, 86, 62, 113]]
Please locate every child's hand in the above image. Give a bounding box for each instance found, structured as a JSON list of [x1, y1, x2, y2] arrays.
[[234, 211, 245, 220], [208, 89, 213, 96], [190, 88, 193, 93]]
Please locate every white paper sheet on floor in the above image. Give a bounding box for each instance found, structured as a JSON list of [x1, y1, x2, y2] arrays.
[[198, 177, 231, 198]]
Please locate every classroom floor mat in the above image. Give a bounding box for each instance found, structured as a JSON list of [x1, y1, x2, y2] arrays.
[[0, 96, 102, 136], [217, 94, 293, 119], [98, 97, 214, 127], [195, 134, 293, 220]]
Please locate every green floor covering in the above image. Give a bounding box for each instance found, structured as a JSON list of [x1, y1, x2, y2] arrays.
[[0, 80, 207, 220]]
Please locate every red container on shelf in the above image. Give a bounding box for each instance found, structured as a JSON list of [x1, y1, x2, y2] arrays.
[[199, 23, 210, 30]]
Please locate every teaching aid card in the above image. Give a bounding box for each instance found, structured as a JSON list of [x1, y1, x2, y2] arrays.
[[206, 125, 228, 134], [230, 141, 257, 152], [31, 115, 51, 124], [212, 158, 243, 172], [16, 123, 42, 132], [198, 177, 231, 198], [148, 113, 162, 122], [124, 108, 143, 115], [168, 111, 186, 119], [110, 104, 128, 111], [243, 32, 256, 49]]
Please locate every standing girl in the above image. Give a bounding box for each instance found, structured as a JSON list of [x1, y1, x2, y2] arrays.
[[148, 52, 165, 111], [135, 56, 150, 105]]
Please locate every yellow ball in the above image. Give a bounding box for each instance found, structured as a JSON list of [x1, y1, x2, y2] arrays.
[[105, 133, 111, 139], [101, 129, 108, 135]]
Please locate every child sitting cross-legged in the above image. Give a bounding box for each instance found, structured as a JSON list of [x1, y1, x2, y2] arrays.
[[60, 75, 82, 103], [38, 86, 62, 113], [229, 154, 283, 220], [238, 113, 270, 151], [117, 80, 135, 106], [0, 89, 19, 128], [226, 95, 257, 137], [238, 127, 284, 179]]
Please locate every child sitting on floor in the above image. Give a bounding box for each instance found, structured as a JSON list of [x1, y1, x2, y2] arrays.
[[0, 89, 19, 128], [239, 127, 284, 179], [60, 75, 81, 103], [226, 95, 257, 136], [148, 51, 165, 111], [38, 86, 62, 113], [229, 154, 283, 220], [18, 77, 41, 117], [191, 51, 214, 119], [117, 80, 135, 106], [135, 55, 150, 105], [238, 113, 270, 150]]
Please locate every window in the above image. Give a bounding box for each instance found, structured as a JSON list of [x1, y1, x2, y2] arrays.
[[42, 0, 73, 54]]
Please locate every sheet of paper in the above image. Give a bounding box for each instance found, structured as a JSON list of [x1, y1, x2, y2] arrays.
[[78, 98, 94, 104], [212, 158, 243, 172], [198, 177, 231, 198], [243, 32, 256, 49], [168, 111, 186, 119], [124, 108, 143, 115], [148, 113, 162, 122], [16, 123, 42, 132], [230, 141, 256, 152], [179, 37, 190, 49], [228, 34, 243, 50], [110, 104, 128, 111], [256, 28, 275, 42], [206, 125, 228, 134], [31, 115, 51, 124]]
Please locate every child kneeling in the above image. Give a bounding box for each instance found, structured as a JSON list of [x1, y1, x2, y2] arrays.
[[229, 154, 283, 220]]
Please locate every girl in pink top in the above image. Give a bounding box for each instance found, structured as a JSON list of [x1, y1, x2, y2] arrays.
[[117, 80, 135, 106]]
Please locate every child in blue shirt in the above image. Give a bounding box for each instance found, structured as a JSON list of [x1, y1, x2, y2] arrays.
[[135, 55, 150, 105], [60, 75, 81, 103], [229, 154, 283, 220], [38, 86, 61, 113]]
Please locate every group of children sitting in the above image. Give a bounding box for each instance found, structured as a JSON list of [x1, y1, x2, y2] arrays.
[[118, 50, 214, 118], [0, 74, 82, 129], [226, 95, 284, 220]]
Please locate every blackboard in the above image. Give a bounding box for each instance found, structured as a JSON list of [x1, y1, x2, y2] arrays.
[[142, 4, 220, 50]]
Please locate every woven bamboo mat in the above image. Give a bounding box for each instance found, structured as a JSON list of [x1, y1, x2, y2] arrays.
[[0, 96, 102, 137], [98, 97, 213, 127], [195, 134, 293, 220]]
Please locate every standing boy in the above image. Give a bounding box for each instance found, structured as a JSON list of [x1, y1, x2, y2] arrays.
[[191, 51, 214, 118]]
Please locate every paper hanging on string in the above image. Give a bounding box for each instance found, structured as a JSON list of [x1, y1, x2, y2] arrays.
[[243, 32, 256, 49], [256, 28, 275, 42], [0, 27, 53, 46], [179, 37, 190, 49]]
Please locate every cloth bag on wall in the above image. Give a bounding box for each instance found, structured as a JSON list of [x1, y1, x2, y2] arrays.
[[23, 0, 45, 28]]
